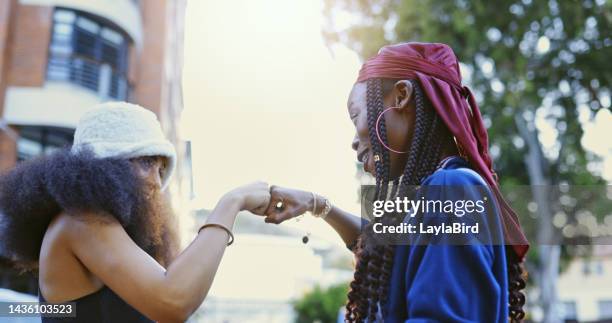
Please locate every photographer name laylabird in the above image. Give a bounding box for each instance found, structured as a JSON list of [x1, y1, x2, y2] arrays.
[[372, 222, 479, 235]]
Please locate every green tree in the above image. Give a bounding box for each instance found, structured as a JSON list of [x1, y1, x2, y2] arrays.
[[293, 283, 349, 323], [322, 0, 610, 321]]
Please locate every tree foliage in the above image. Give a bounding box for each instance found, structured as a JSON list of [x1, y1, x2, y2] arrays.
[[322, 0, 611, 266], [293, 282, 349, 323]]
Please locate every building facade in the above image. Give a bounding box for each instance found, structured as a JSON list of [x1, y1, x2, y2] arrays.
[[0, 0, 191, 294], [558, 245, 612, 322]]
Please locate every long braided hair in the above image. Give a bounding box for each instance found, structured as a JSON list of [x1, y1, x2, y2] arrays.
[[344, 78, 527, 322]]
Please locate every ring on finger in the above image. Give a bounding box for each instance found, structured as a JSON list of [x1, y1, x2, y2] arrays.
[[275, 199, 284, 211]]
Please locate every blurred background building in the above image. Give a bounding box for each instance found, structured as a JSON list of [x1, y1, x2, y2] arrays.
[[557, 245, 612, 322], [0, 0, 192, 295]]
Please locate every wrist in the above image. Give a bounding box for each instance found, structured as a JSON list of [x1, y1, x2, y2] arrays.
[[314, 195, 325, 214], [309, 193, 328, 216], [317, 195, 332, 219], [222, 191, 246, 211], [204, 193, 241, 232]]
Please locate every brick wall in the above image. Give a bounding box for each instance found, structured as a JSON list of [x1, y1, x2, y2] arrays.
[[0, 4, 52, 170], [132, 0, 167, 117], [0, 0, 18, 171], [0, 126, 17, 171], [7, 5, 52, 87], [0, 0, 17, 116]]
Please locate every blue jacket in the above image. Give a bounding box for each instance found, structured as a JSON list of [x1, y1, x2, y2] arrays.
[[382, 157, 508, 322]]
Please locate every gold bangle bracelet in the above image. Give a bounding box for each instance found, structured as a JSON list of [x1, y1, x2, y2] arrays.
[[198, 223, 234, 246]]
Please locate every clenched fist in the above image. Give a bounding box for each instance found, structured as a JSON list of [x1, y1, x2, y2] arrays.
[[263, 185, 317, 224], [225, 181, 271, 215]]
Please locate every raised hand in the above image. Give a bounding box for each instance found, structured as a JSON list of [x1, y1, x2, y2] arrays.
[[263, 185, 315, 224]]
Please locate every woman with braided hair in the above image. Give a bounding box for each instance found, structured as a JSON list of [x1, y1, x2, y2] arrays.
[[263, 42, 529, 322]]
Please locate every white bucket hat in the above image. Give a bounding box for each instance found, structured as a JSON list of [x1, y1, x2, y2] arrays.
[[71, 101, 177, 191]]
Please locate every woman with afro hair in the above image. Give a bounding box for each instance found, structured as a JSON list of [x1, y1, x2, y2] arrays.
[[0, 102, 271, 322]]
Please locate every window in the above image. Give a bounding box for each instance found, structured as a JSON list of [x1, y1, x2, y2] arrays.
[[47, 9, 130, 100], [582, 261, 592, 275], [17, 126, 74, 162], [582, 260, 605, 276], [595, 261, 604, 275], [599, 300, 612, 319], [561, 301, 577, 320]]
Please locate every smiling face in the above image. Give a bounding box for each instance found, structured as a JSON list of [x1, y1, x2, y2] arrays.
[[347, 80, 416, 179]]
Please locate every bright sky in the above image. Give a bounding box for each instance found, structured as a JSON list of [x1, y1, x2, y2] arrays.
[[181, 0, 363, 245]]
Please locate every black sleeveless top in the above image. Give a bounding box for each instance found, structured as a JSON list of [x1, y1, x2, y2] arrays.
[[39, 286, 154, 323]]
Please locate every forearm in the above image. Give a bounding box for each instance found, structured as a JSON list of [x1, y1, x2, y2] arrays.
[[73, 182, 270, 322], [162, 195, 240, 317], [312, 195, 362, 248]]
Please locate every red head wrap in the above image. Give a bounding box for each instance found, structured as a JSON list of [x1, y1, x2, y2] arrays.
[[357, 42, 529, 259]]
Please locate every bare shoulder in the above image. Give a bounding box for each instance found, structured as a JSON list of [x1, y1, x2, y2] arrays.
[[39, 212, 110, 302], [58, 211, 147, 276], [58, 211, 121, 240], [43, 212, 100, 250], [42, 211, 123, 274]]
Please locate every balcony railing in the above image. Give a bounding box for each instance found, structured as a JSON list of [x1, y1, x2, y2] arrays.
[[47, 53, 129, 100]]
